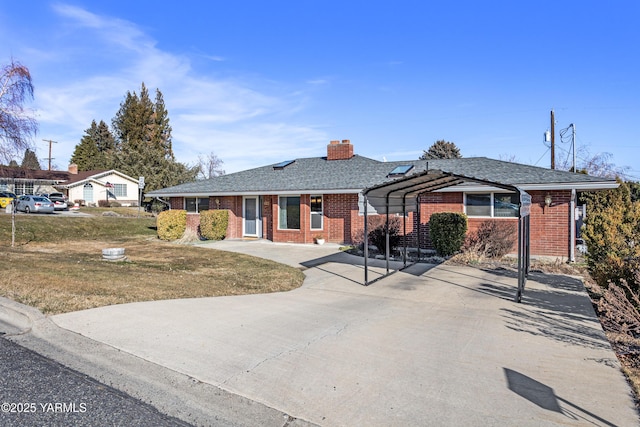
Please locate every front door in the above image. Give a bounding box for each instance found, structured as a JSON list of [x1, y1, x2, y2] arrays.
[[243, 196, 260, 237]]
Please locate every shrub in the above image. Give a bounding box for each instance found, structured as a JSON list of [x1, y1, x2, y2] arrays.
[[582, 182, 640, 290], [109, 201, 122, 208], [429, 212, 467, 256], [353, 215, 401, 253], [98, 199, 109, 207], [157, 209, 187, 241], [464, 220, 517, 259], [199, 210, 229, 240], [597, 275, 640, 338], [369, 216, 401, 253]]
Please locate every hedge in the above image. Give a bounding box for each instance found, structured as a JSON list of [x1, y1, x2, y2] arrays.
[[429, 212, 468, 256], [199, 209, 229, 240], [157, 209, 187, 240]]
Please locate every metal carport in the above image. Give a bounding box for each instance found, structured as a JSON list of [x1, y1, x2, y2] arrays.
[[362, 169, 531, 303]]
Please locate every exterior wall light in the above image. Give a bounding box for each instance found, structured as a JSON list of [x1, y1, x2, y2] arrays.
[[544, 194, 552, 207]]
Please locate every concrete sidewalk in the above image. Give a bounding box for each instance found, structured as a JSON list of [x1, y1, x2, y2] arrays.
[[44, 239, 638, 427]]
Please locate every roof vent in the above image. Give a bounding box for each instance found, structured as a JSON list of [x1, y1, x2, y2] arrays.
[[273, 160, 295, 170]]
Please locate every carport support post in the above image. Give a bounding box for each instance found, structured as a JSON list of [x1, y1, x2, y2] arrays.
[[364, 194, 369, 285], [385, 195, 390, 274], [402, 194, 407, 267], [416, 197, 421, 262]]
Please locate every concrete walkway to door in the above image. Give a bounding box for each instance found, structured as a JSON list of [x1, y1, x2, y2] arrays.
[[51, 239, 639, 426]]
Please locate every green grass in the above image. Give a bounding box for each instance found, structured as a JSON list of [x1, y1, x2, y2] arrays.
[[0, 214, 157, 244]]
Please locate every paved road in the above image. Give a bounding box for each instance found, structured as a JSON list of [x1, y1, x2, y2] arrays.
[[0, 337, 189, 427]]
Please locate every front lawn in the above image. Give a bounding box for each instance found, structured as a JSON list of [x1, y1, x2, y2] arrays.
[[0, 214, 304, 314]]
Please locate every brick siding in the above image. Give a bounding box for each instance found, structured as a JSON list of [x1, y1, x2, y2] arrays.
[[171, 189, 573, 258]]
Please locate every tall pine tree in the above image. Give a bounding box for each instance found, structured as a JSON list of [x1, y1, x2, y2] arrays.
[[70, 120, 116, 171], [21, 148, 41, 170], [111, 83, 197, 191]]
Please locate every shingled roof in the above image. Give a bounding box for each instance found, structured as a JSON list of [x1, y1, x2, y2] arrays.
[[147, 155, 617, 197]]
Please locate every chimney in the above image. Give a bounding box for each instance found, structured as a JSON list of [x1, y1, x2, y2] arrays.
[[327, 139, 354, 160], [68, 163, 78, 175]]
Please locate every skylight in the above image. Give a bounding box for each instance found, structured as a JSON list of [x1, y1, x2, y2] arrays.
[[273, 160, 295, 169], [388, 164, 414, 176]]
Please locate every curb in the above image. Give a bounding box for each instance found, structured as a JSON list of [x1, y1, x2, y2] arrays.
[[0, 296, 45, 336]]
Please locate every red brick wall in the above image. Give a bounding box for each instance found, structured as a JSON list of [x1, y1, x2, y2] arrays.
[[528, 190, 571, 257], [186, 213, 200, 231], [170, 197, 183, 210], [172, 189, 573, 257], [215, 196, 242, 239], [412, 190, 571, 258]]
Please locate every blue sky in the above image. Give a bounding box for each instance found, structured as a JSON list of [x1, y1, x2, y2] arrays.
[[1, 1, 638, 178]]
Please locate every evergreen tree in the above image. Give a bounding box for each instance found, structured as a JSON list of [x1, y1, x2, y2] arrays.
[[419, 140, 462, 160], [581, 181, 640, 290], [94, 120, 116, 167], [111, 83, 197, 191], [70, 120, 116, 171], [20, 148, 40, 169]]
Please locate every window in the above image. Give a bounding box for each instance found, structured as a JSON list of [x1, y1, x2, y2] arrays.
[[83, 183, 93, 202], [388, 165, 414, 176], [279, 196, 300, 230], [185, 197, 210, 213], [15, 182, 34, 195], [493, 193, 519, 218], [465, 193, 491, 216], [465, 192, 519, 218], [113, 183, 127, 197], [310, 195, 323, 230]]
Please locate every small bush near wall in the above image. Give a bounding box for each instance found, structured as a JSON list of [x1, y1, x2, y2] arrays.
[[157, 210, 187, 240], [200, 210, 229, 240], [98, 200, 109, 207], [354, 215, 401, 253], [369, 216, 401, 253], [430, 212, 468, 256], [464, 220, 517, 259]]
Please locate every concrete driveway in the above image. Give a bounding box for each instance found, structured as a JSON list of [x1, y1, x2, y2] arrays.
[[52, 240, 638, 426]]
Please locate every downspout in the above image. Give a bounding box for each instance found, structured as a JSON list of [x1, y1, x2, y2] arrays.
[[154, 197, 171, 209], [570, 188, 576, 262]]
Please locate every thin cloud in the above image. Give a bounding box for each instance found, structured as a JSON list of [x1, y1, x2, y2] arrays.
[[28, 4, 328, 170]]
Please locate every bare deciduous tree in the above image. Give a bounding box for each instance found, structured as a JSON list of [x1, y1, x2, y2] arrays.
[[197, 151, 225, 180], [556, 146, 629, 179], [0, 59, 38, 163]]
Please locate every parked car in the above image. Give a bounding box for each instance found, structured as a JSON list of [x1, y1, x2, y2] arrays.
[[38, 192, 68, 211], [0, 191, 15, 208], [15, 195, 55, 214]]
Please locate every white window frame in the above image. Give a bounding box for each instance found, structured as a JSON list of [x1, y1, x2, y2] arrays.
[[113, 183, 127, 197], [185, 197, 210, 213], [310, 195, 323, 230], [464, 192, 519, 218], [278, 195, 301, 230]]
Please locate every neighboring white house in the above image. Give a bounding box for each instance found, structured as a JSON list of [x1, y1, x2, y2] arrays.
[[61, 166, 140, 207]]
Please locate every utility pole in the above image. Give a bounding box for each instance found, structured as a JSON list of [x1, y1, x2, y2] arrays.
[[42, 139, 58, 171], [571, 123, 576, 173], [550, 110, 555, 169]]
